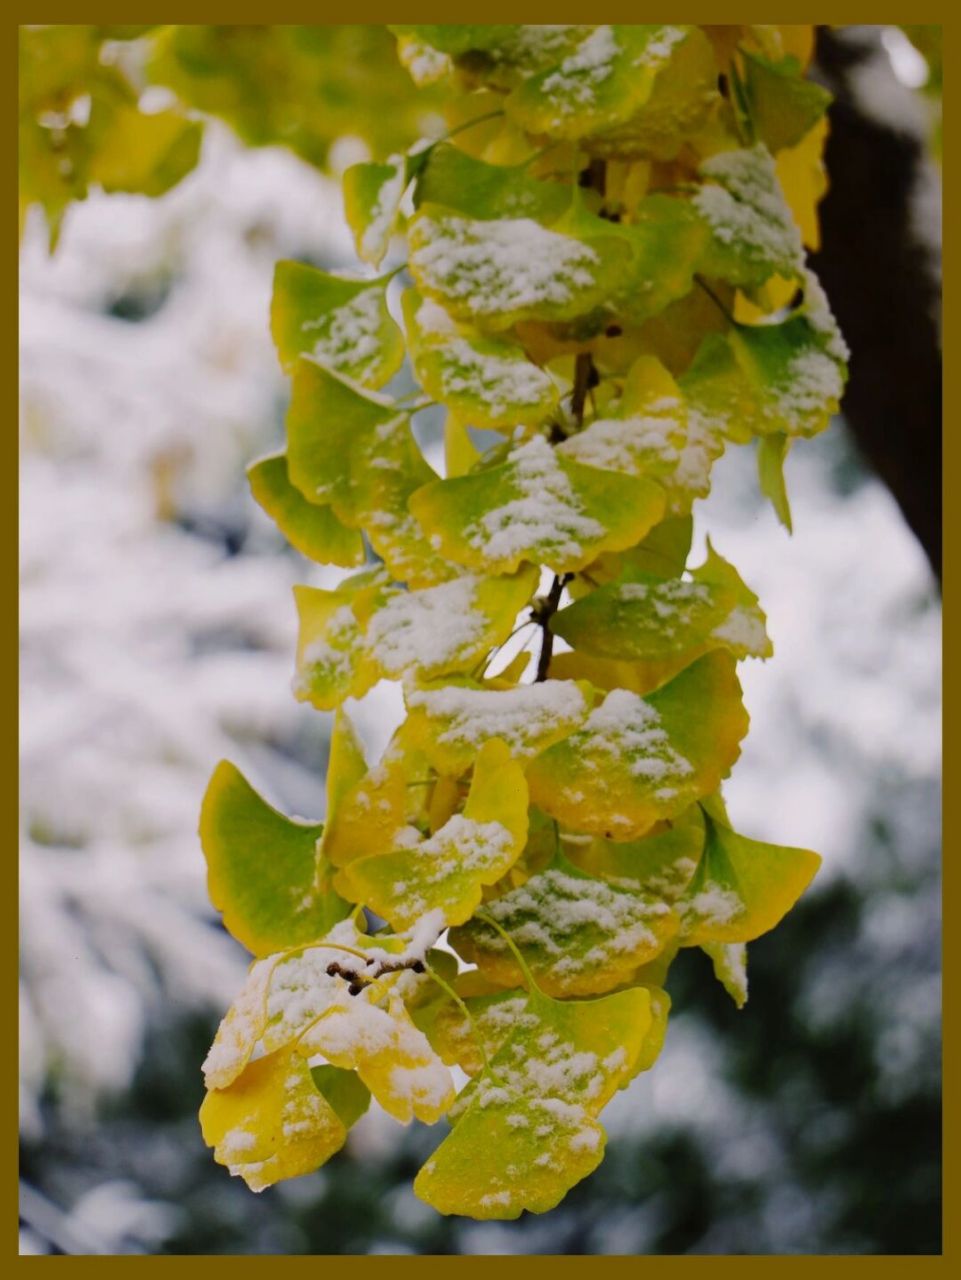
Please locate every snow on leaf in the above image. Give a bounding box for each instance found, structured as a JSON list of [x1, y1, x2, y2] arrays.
[[405, 677, 594, 776], [565, 803, 706, 902], [408, 206, 631, 330], [703, 940, 749, 1008], [342, 154, 407, 267], [451, 853, 679, 997], [527, 651, 749, 841], [199, 1047, 351, 1193], [693, 143, 805, 289], [677, 810, 821, 945], [270, 261, 403, 389], [403, 288, 559, 431], [410, 435, 666, 576], [414, 983, 664, 1218], [291, 569, 394, 711], [367, 565, 538, 682], [343, 738, 529, 930], [247, 452, 365, 568], [200, 760, 349, 958]]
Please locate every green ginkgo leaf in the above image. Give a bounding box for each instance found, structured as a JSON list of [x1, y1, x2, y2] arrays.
[[611, 196, 710, 324], [527, 650, 749, 841], [702, 940, 749, 1008], [414, 982, 664, 1218], [757, 432, 794, 531], [410, 435, 666, 575], [741, 49, 832, 155], [408, 204, 632, 331], [271, 261, 403, 389], [412, 143, 570, 223], [506, 25, 716, 161], [550, 540, 770, 691], [343, 738, 529, 929], [451, 853, 679, 996], [247, 452, 365, 567], [284, 361, 453, 587], [677, 809, 821, 945], [87, 99, 203, 197], [403, 288, 559, 430], [200, 761, 349, 958]]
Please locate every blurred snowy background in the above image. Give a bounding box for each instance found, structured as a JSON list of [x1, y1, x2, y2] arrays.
[[20, 49, 941, 1257]]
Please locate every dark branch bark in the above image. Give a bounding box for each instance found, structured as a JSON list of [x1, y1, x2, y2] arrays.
[[812, 27, 942, 584]]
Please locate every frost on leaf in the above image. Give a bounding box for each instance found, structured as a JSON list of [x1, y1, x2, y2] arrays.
[[403, 289, 559, 431], [200, 761, 349, 958], [271, 261, 403, 389], [405, 676, 593, 776], [343, 739, 529, 929], [451, 854, 679, 997], [678, 809, 820, 945], [414, 983, 666, 1218], [410, 435, 665, 576], [527, 651, 749, 841]]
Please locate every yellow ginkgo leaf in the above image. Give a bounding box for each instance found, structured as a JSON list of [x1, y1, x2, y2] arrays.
[[450, 852, 679, 996], [343, 738, 529, 930], [527, 650, 749, 841], [291, 570, 394, 712], [565, 803, 706, 901], [414, 983, 665, 1218], [404, 677, 594, 776], [199, 1048, 350, 1193]]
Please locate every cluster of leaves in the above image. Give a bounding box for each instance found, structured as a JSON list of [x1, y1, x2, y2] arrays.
[[199, 24, 846, 1220], [19, 24, 443, 248]]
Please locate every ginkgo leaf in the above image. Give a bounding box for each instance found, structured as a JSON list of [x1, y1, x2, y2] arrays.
[[271, 261, 403, 389], [412, 143, 570, 223], [775, 118, 829, 251], [757, 432, 794, 531], [451, 853, 679, 996], [693, 143, 805, 289], [414, 982, 663, 1218], [409, 435, 666, 576], [404, 677, 594, 776], [408, 204, 632, 331], [343, 738, 529, 929], [565, 803, 706, 902], [444, 413, 482, 478], [677, 809, 820, 945], [403, 288, 559, 431], [550, 540, 770, 692], [527, 650, 749, 840], [200, 761, 349, 958], [609, 196, 709, 324], [557, 354, 687, 480], [366, 566, 538, 681], [284, 362, 453, 587], [291, 569, 395, 711], [87, 99, 202, 197], [507, 25, 716, 161], [200, 1047, 351, 1192], [247, 452, 365, 567], [741, 49, 832, 155], [318, 709, 368, 866], [395, 33, 452, 86], [342, 154, 407, 267], [322, 722, 435, 876]]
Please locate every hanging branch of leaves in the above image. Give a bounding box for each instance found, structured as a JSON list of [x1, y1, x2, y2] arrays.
[[197, 23, 845, 1220]]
